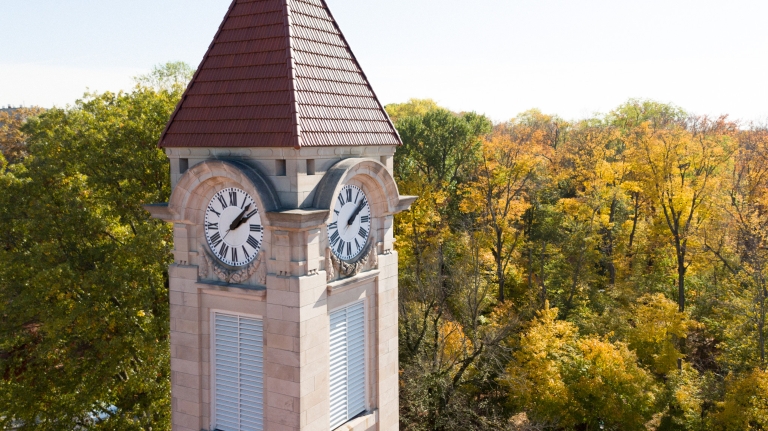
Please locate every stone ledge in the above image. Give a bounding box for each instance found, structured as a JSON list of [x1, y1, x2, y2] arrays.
[[327, 270, 379, 295], [337, 410, 378, 431], [197, 280, 266, 299], [395, 195, 418, 213], [143, 202, 175, 221], [268, 209, 330, 230]]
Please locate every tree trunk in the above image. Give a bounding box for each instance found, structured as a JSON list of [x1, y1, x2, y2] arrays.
[[606, 197, 617, 285], [678, 251, 686, 313], [628, 192, 640, 252], [565, 253, 585, 316], [760, 283, 766, 370], [497, 229, 505, 303], [676, 238, 686, 370], [528, 246, 533, 294], [540, 243, 547, 305]]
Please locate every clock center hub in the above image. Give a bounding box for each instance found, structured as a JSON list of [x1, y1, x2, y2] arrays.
[[218, 206, 251, 248], [338, 203, 362, 241]]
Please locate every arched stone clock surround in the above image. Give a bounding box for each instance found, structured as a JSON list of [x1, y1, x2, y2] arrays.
[[166, 160, 280, 286]]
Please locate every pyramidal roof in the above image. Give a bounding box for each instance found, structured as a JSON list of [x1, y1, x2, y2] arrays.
[[159, 0, 401, 148]]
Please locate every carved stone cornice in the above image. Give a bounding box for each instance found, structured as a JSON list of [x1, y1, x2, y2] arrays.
[[326, 240, 378, 283], [199, 247, 267, 285]]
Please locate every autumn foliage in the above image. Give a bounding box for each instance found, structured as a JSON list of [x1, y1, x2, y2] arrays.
[[390, 99, 768, 430], [1, 79, 767, 429]]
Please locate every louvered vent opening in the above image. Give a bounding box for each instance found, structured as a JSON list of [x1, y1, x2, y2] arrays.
[[329, 301, 366, 430], [214, 313, 264, 431]]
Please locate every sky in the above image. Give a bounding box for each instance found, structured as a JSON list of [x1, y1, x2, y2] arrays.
[[1, 0, 767, 123]]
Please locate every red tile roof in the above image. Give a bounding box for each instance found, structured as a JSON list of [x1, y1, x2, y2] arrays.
[[159, 0, 401, 148]]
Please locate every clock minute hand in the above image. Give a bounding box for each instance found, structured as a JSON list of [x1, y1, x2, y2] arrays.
[[229, 204, 251, 230], [347, 199, 366, 226], [236, 213, 256, 229]]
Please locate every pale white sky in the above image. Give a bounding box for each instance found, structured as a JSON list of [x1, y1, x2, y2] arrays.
[[2, 0, 767, 122]]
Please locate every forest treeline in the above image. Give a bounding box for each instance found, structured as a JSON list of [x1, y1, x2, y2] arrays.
[[0, 64, 766, 429], [389, 99, 768, 430]]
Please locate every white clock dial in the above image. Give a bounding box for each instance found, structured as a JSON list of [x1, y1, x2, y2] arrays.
[[204, 187, 263, 267], [328, 184, 371, 261]]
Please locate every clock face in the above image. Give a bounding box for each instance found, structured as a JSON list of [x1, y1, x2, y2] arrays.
[[204, 187, 263, 267], [328, 184, 372, 261]]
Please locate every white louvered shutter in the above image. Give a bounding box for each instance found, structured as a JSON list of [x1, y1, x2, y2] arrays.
[[214, 313, 264, 431], [329, 302, 366, 430]]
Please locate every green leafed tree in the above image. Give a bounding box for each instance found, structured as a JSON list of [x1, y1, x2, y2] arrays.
[[0, 64, 188, 430]]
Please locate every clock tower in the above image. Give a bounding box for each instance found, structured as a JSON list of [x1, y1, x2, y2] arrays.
[[145, 1, 415, 430]]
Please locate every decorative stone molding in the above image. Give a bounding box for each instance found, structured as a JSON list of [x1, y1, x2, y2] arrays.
[[200, 246, 266, 285], [326, 240, 378, 283], [313, 158, 416, 216], [325, 247, 336, 282], [199, 252, 210, 279]]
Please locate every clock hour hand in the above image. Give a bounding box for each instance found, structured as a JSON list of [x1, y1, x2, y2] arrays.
[[234, 207, 260, 230], [237, 214, 254, 229], [229, 204, 251, 230], [347, 199, 366, 226]]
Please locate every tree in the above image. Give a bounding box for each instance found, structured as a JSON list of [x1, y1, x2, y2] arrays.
[[462, 122, 546, 302], [627, 293, 696, 375], [719, 125, 768, 369], [394, 107, 491, 196], [133, 61, 194, 92], [391, 103, 514, 430], [0, 106, 45, 163], [710, 369, 768, 430], [505, 304, 659, 430], [0, 66, 185, 429], [631, 112, 736, 314], [385, 98, 440, 123]]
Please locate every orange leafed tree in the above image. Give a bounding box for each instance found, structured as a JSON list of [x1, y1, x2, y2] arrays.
[[0, 107, 45, 163], [463, 112, 554, 302]]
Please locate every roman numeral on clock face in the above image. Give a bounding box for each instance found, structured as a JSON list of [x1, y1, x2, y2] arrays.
[[229, 191, 237, 207], [250, 224, 262, 232], [208, 206, 221, 217], [231, 247, 238, 263], [359, 227, 368, 238], [217, 195, 228, 209], [210, 232, 222, 247], [247, 235, 260, 250], [206, 222, 218, 230], [219, 243, 229, 258]]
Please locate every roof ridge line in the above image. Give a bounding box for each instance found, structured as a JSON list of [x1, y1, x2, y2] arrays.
[[158, 0, 239, 147], [315, 0, 402, 144], [284, 0, 303, 149]]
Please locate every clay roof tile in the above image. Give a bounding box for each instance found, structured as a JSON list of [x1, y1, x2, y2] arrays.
[[159, 0, 400, 148]]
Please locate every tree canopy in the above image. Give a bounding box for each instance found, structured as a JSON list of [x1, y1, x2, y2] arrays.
[[1, 70, 767, 430], [390, 99, 768, 431], [0, 63, 188, 429]]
